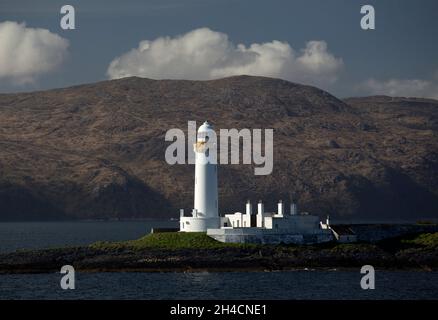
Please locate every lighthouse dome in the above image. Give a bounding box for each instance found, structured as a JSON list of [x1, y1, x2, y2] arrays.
[[197, 121, 215, 143], [198, 121, 214, 133]]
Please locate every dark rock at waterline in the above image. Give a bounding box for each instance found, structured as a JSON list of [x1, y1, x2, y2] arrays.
[[1, 234, 437, 273]]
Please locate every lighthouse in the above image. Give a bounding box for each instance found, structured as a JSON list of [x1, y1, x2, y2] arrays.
[[180, 121, 220, 232], [177, 120, 334, 245]]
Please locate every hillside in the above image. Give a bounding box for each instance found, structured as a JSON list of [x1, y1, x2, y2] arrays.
[[0, 76, 437, 220]]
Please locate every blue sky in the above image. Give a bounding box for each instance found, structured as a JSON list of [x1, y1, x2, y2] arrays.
[[1, 0, 437, 98]]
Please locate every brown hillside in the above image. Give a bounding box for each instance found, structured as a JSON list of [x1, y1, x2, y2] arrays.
[[0, 76, 437, 220]]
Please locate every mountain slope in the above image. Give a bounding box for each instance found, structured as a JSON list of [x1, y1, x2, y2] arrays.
[[0, 76, 437, 220]]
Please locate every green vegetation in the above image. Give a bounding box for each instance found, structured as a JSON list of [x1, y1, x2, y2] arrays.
[[416, 220, 437, 225], [89, 231, 438, 253], [91, 232, 254, 250], [401, 232, 438, 248], [329, 243, 377, 253]]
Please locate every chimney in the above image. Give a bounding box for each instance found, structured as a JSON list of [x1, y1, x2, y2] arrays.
[[246, 200, 252, 215], [257, 200, 264, 228], [277, 200, 284, 216], [290, 202, 298, 215], [180, 209, 184, 217], [257, 200, 264, 216]]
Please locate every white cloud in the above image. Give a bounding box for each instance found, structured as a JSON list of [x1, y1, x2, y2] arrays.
[[359, 78, 438, 99], [0, 21, 69, 84], [107, 28, 343, 88]]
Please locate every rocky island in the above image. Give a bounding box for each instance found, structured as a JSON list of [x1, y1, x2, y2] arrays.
[[1, 226, 437, 274]]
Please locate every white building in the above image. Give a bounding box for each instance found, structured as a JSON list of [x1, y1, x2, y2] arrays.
[[179, 121, 334, 244], [207, 200, 333, 244]]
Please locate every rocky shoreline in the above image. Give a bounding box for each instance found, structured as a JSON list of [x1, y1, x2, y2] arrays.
[[1, 240, 437, 274]]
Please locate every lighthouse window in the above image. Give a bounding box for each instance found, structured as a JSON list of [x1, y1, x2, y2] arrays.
[[206, 149, 209, 157]]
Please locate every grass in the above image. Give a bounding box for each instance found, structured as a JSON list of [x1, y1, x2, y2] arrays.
[[90, 232, 254, 250], [329, 243, 377, 253], [416, 220, 437, 225], [401, 232, 438, 248], [90, 231, 438, 252]]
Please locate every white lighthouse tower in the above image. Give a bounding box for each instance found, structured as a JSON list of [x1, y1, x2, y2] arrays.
[[180, 121, 220, 232]]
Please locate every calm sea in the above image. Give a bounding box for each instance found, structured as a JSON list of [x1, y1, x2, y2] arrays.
[[0, 220, 437, 300], [0, 219, 178, 253], [0, 271, 437, 299]]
